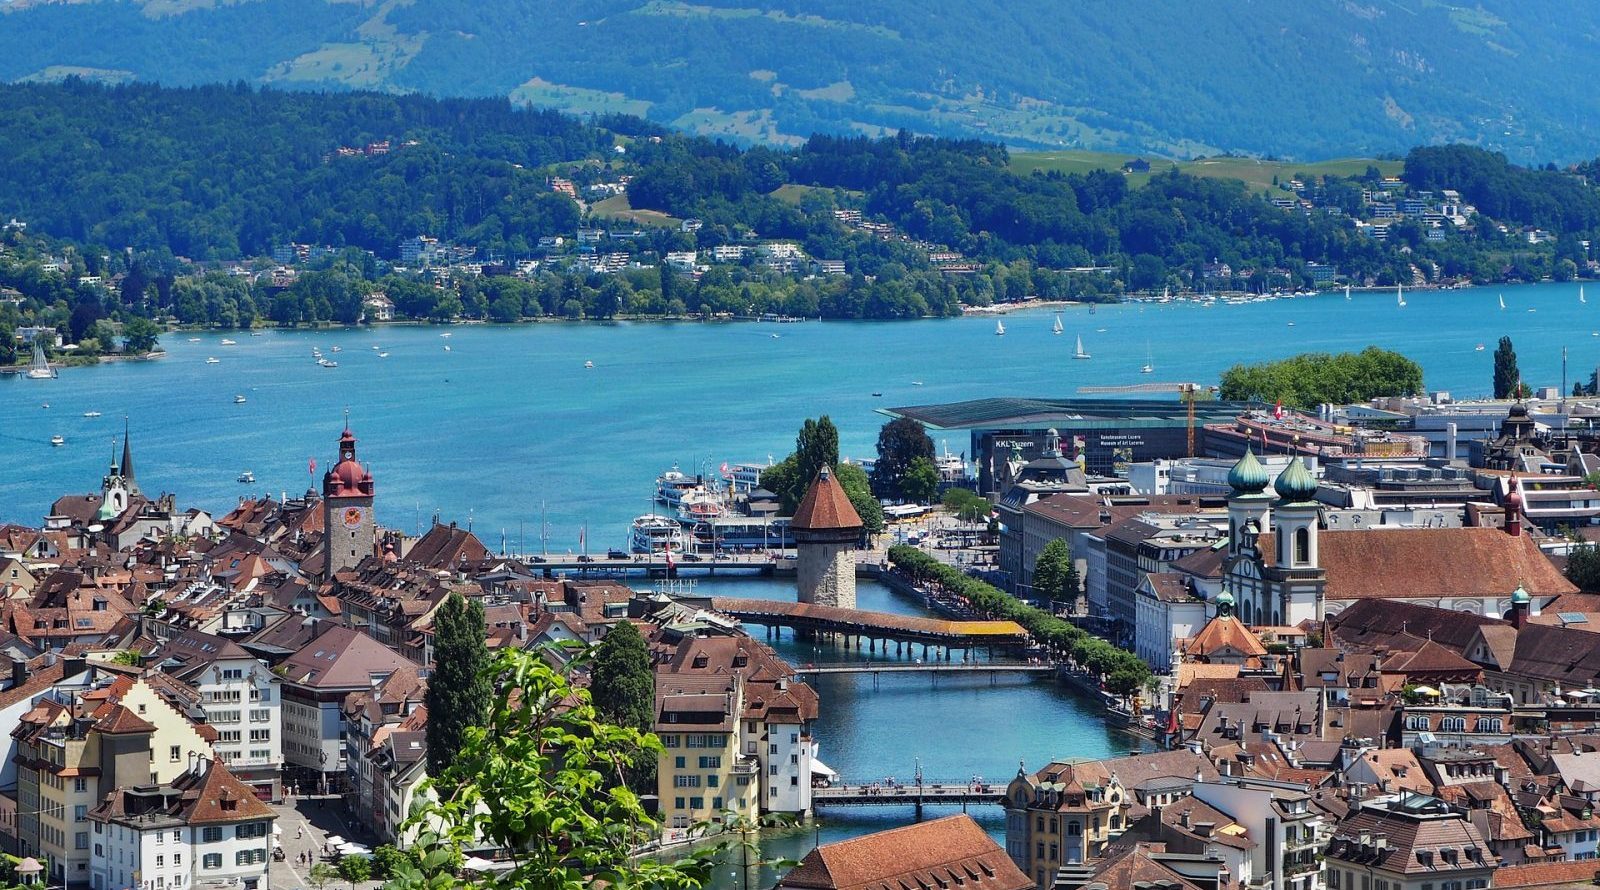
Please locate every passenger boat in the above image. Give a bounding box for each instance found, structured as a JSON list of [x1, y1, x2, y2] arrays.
[[654, 466, 700, 507], [50, 435, 65, 447], [630, 515, 685, 554], [691, 516, 793, 551], [237, 470, 255, 483]]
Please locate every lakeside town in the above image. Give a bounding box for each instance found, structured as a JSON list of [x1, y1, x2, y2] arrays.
[[10, 377, 1600, 890]]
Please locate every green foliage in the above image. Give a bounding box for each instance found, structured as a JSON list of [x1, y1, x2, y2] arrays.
[[901, 456, 940, 504], [874, 416, 935, 499], [763, 416, 840, 513], [1031, 539, 1080, 609], [1565, 542, 1600, 592], [369, 846, 413, 882], [109, 650, 142, 666], [385, 647, 712, 890], [423, 594, 490, 784], [1494, 336, 1521, 400], [887, 544, 1149, 691], [337, 855, 372, 889], [833, 462, 885, 536], [588, 622, 657, 794], [1218, 346, 1422, 408], [310, 863, 339, 890], [121, 316, 161, 353], [942, 488, 992, 524]]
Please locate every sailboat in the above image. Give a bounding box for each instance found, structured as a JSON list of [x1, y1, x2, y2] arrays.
[[1073, 334, 1091, 360], [1141, 343, 1154, 374], [995, 320, 1006, 336], [1583, 286, 1588, 305], [25, 341, 55, 379], [1345, 284, 1351, 301], [1499, 293, 1506, 310], [1397, 283, 1407, 308], [1052, 314, 1063, 335]]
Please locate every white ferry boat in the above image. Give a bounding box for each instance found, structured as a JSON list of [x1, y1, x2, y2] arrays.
[[691, 516, 792, 551], [654, 465, 701, 507], [630, 515, 685, 554]]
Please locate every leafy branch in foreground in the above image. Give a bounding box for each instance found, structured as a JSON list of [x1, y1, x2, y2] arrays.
[[384, 646, 715, 890]]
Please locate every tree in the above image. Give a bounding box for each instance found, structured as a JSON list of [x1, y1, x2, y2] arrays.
[[1494, 336, 1520, 399], [1567, 542, 1600, 591], [1032, 539, 1079, 608], [385, 647, 712, 890], [424, 594, 490, 784], [370, 846, 412, 882], [121, 316, 161, 353], [588, 622, 656, 793], [309, 863, 338, 890], [795, 416, 840, 498], [901, 456, 940, 504], [337, 855, 371, 890], [873, 417, 934, 498], [833, 463, 884, 536], [1219, 347, 1422, 408]]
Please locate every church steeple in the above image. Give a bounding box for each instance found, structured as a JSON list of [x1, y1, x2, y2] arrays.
[[120, 418, 139, 497]]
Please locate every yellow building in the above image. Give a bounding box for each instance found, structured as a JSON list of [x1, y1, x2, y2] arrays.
[[12, 675, 218, 890], [654, 677, 759, 836]]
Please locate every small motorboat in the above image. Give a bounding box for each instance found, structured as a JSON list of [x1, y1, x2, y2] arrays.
[[318, 359, 338, 368], [584, 360, 594, 369], [187, 337, 200, 343], [50, 435, 65, 447], [378, 352, 389, 358], [250, 331, 262, 336], [82, 411, 101, 418], [1475, 344, 1485, 351], [234, 395, 247, 404], [220, 338, 237, 346], [205, 357, 220, 364], [330, 346, 342, 353], [237, 470, 255, 483], [871, 392, 883, 397], [443, 345, 452, 352]]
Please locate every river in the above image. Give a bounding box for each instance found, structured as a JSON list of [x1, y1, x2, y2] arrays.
[[664, 576, 1143, 888]]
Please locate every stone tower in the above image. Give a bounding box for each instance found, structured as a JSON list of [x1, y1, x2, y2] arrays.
[[321, 426, 376, 578], [792, 465, 864, 610]]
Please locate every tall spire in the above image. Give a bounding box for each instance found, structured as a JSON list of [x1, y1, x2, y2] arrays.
[[121, 417, 139, 496]]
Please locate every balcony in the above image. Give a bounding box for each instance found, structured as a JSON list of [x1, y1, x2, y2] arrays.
[[733, 757, 761, 776]]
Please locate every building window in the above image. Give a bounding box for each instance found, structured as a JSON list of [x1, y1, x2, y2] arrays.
[[156, 857, 164, 868], [698, 756, 721, 769], [1294, 527, 1310, 563], [202, 827, 223, 843], [674, 757, 685, 770], [202, 855, 221, 870], [74, 778, 87, 793], [75, 832, 88, 850], [74, 805, 87, 823]]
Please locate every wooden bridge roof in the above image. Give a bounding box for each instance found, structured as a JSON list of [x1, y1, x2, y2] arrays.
[[708, 597, 1027, 641]]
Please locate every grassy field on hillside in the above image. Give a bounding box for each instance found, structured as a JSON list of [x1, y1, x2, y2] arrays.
[[1010, 150, 1404, 192], [590, 194, 679, 227]]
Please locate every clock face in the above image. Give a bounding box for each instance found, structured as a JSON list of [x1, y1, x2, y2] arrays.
[[342, 507, 365, 529]]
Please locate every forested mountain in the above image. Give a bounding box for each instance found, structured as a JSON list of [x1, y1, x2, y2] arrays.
[[1, 0, 1598, 161]]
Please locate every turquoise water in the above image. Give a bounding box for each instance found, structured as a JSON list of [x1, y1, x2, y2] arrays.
[[4, 281, 1593, 544], [665, 577, 1141, 889]]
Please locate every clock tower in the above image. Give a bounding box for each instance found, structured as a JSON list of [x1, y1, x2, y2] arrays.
[[321, 425, 376, 578]]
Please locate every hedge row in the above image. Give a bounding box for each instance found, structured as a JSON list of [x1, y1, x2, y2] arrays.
[[887, 545, 1153, 696]]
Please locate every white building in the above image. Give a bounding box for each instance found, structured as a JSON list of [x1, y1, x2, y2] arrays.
[[278, 625, 415, 795], [1128, 455, 1305, 497], [89, 760, 277, 890], [1133, 573, 1208, 672], [156, 630, 284, 800]]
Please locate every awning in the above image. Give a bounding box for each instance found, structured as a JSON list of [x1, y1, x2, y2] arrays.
[[324, 836, 344, 848], [462, 857, 497, 872], [811, 758, 838, 780], [1411, 685, 1441, 697]]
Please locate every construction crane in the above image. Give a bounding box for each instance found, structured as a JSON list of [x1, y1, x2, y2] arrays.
[[1077, 382, 1219, 457]]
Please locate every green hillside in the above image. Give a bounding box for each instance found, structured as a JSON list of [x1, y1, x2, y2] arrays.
[[1, 1, 1599, 161], [1011, 152, 1405, 192]]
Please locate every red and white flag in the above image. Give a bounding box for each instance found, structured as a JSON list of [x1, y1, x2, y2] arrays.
[[665, 545, 675, 571], [1273, 400, 1284, 420], [720, 461, 732, 479], [308, 457, 317, 475]]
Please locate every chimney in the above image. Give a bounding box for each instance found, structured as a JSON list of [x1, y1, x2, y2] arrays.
[[10, 659, 26, 690], [1179, 810, 1191, 828], [1446, 423, 1458, 462]]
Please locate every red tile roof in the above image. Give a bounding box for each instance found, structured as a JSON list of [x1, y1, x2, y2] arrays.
[[792, 467, 862, 532], [1494, 859, 1600, 888], [1270, 528, 1574, 602], [777, 814, 1030, 890]]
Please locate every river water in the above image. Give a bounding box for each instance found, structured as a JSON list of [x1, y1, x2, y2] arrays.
[[666, 576, 1143, 888]]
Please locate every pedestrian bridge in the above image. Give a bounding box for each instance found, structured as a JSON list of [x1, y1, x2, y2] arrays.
[[812, 782, 1005, 816], [792, 661, 1052, 675], [705, 597, 1029, 653]]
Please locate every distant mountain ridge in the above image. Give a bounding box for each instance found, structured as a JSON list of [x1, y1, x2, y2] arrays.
[[2, 0, 1598, 162]]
